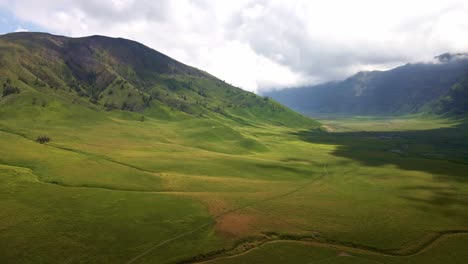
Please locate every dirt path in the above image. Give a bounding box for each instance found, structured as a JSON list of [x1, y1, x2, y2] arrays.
[[190, 232, 468, 264], [125, 221, 215, 264]]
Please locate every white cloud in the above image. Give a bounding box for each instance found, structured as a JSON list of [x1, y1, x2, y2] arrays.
[[14, 26, 28, 32], [1, 0, 468, 92]]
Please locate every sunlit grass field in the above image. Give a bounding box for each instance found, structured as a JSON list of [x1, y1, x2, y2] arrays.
[[1, 92, 467, 263]]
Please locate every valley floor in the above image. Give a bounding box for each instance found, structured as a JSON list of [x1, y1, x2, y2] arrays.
[[1, 112, 467, 264]]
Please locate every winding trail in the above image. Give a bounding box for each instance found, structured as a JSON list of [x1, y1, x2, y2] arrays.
[[125, 221, 215, 264], [189, 231, 468, 264]]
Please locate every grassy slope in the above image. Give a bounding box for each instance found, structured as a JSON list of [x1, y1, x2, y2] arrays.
[[196, 117, 468, 264], [0, 86, 467, 263], [0, 164, 222, 264]]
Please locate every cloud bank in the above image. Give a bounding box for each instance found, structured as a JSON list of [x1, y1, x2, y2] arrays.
[[1, 0, 468, 92]]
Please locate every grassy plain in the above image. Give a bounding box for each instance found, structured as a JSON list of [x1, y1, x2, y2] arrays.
[[1, 92, 467, 263]]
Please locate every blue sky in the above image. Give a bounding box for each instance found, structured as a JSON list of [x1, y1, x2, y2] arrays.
[[0, 8, 44, 34]]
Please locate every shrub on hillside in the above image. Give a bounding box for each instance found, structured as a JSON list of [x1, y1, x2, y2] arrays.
[[2, 84, 20, 97], [121, 101, 136, 111], [89, 96, 99, 104], [36, 136, 51, 144], [104, 102, 118, 111]]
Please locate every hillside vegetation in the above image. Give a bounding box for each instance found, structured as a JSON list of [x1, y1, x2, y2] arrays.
[[0, 32, 315, 128], [433, 76, 468, 115]]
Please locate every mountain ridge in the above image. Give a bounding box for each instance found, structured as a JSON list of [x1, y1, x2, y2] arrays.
[[264, 54, 468, 116]]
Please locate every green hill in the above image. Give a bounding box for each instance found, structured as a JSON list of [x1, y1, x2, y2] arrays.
[[0, 32, 316, 128]]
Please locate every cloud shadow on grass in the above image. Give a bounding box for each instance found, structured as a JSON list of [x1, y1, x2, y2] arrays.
[[290, 122, 468, 211]]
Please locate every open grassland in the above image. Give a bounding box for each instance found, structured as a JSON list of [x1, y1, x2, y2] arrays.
[[1, 93, 467, 263], [317, 114, 459, 132]]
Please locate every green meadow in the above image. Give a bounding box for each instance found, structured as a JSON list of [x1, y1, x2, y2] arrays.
[[1, 90, 468, 263]]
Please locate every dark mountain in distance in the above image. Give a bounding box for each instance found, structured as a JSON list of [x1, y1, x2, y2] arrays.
[[263, 54, 468, 116], [432, 75, 468, 115], [0, 32, 317, 127]]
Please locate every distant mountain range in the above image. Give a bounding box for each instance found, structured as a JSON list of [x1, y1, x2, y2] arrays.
[[264, 53, 468, 116], [0, 32, 316, 127]]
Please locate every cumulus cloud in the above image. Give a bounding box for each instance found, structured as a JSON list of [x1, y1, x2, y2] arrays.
[[228, 0, 468, 87], [1, 0, 468, 92]]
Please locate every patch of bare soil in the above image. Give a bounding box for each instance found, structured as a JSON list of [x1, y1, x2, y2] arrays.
[[216, 213, 257, 237]]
